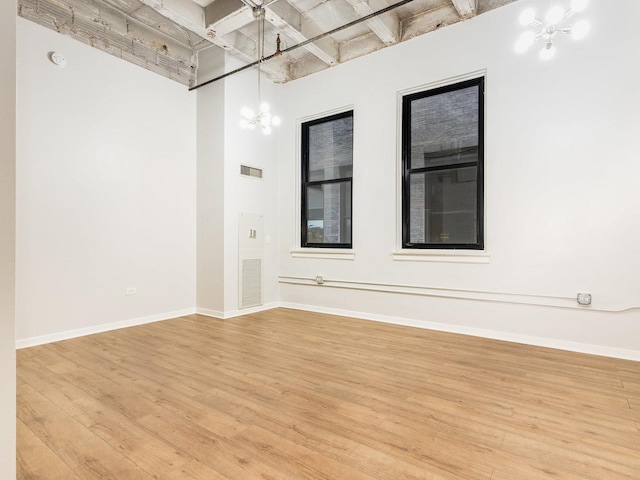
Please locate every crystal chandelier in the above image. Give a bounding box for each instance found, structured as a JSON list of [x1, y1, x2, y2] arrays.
[[515, 0, 590, 60], [239, 6, 280, 135]]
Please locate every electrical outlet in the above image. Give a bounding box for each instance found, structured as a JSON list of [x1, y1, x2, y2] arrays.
[[315, 275, 324, 285], [577, 293, 591, 305], [126, 287, 137, 296]]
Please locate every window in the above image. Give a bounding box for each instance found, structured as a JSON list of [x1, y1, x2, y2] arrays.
[[301, 111, 353, 248], [402, 77, 484, 250]]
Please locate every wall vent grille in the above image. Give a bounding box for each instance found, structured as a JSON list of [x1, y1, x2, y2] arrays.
[[241, 258, 262, 308], [240, 165, 263, 178]]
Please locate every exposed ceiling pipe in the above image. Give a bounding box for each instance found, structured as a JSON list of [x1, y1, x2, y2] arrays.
[[189, 0, 415, 91]]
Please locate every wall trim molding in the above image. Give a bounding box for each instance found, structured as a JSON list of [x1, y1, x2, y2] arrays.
[[391, 249, 490, 264], [15, 299, 640, 361], [196, 302, 280, 320], [279, 275, 640, 313], [290, 249, 355, 260], [16, 308, 197, 349], [279, 302, 640, 362]]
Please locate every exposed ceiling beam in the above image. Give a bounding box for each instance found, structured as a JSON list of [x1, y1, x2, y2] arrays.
[[205, 0, 253, 37], [265, 0, 338, 66], [19, 0, 198, 85], [450, 0, 477, 18], [139, 0, 206, 32], [205, 0, 243, 25], [137, 0, 241, 55], [207, 0, 338, 66], [402, 3, 460, 40], [345, 0, 400, 45], [140, 0, 289, 81]]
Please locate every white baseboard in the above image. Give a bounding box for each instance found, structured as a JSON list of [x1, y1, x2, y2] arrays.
[[279, 302, 640, 362], [196, 302, 280, 320], [194, 307, 225, 319], [16, 308, 197, 349], [16, 301, 640, 362]]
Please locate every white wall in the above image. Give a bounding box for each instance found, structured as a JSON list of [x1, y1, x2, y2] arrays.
[[13, 0, 640, 362], [223, 56, 281, 313], [196, 53, 281, 317], [0, 1, 16, 476], [16, 18, 197, 345], [277, 0, 640, 358], [196, 46, 226, 314]]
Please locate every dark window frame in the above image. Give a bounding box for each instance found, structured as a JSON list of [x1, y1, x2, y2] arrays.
[[401, 77, 485, 250], [301, 110, 354, 248]]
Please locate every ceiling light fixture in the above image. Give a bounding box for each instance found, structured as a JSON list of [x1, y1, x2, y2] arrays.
[[515, 0, 590, 60], [239, 5, 281, 135]]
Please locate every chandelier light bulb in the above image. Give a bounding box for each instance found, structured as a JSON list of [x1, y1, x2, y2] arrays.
[[239, 104, 279, 135], [515, 0, 589, 60], [545, 5, 565, 24], [571, 19, 590, 40], [239, 7, 280, 135], [519, 8, 536, 26], [570, 0, 588, 12]]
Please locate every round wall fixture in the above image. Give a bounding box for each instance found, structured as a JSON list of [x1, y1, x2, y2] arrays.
[[49, 52, 66, 67]]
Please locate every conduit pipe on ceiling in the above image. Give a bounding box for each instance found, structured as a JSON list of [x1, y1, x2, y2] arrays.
[[189, 0, 416, 91]]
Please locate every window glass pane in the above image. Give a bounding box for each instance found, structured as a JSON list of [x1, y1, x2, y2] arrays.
[[409, 86, 479, 169], [308, 116, 353, 182], [408, 167, 477, 245], [306, 182, 352, 244]]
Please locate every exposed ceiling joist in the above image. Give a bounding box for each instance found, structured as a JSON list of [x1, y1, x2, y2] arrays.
[[206, 0, 337, 72], [204, 0, 244, 26], [205, 0, 253, 37], [402, 3, 460, 40], [19, 0, 517, 85], [266, 0, 338, 66], [139, 0, 205, 31], [450, 0, 477, 18], [141, 0, 289, 81], [345, 0, 399, 45]]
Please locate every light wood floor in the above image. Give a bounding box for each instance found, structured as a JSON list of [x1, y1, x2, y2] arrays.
[[17, 308, 640, 479]]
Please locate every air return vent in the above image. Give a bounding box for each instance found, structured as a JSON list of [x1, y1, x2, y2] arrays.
[[240, 165, 263, 178], [239, 213, 264, 309], [241, 259, 262, 308]]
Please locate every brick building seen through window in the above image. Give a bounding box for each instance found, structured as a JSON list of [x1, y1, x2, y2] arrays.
[[301, 111, 353, 248], [402, 77, 484, 249]]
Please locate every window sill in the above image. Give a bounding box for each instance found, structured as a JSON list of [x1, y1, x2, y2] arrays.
[[291, 249, 355, 260], [392, 249, 490, 264]]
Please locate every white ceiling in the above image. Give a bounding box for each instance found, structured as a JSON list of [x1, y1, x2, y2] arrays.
[[18, 0, 519, 85]]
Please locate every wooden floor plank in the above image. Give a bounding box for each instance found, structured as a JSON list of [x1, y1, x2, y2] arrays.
[[17, 308, 640, 480], [17, 419, 81, 480], [17, 383, 154, 480]]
